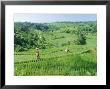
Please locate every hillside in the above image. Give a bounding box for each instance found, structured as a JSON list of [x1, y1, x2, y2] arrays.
[[14, 21, 97, 76]]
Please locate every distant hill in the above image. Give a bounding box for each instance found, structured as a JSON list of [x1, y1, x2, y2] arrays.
[[14, 21, 97, 32]]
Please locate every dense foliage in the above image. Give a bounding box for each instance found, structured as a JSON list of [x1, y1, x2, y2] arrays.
[[14, 21, 96, 52]]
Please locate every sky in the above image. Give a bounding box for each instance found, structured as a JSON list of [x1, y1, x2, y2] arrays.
[[14, 13, 97, 23]]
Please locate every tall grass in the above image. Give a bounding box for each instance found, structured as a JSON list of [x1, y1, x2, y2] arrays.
[[14, 53, 96, 76]]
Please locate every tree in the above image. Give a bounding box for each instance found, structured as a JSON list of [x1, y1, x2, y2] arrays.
[[38, 36, 47, 49], [76, 33, 86, 45], [74, 26, 87, 45]]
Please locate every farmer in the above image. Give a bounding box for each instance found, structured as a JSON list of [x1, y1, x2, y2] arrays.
[[36, 48, 40, 60], [65, 48, 70, 53]]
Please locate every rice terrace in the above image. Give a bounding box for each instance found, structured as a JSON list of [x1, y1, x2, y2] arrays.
[[14, 14, 97, 76]]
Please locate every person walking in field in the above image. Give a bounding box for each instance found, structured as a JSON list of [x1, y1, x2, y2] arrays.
[[36, 48, 40, 60], [65, 47, 70, 53]]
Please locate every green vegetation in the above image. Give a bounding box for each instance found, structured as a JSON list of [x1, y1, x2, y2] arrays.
[[14, 21, 97, 76]]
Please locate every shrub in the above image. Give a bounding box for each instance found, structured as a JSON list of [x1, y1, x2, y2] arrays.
[[15, 45, 28, 52], [74, 33, 86, 45]]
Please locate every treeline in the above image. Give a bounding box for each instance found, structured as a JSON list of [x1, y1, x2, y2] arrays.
[[14, 22, 48, 52], [14, 21, 96, 52], [14, 22, 49, 32]]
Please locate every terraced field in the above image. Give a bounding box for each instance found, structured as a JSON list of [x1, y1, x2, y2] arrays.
[[14, 21, 97, 76]]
